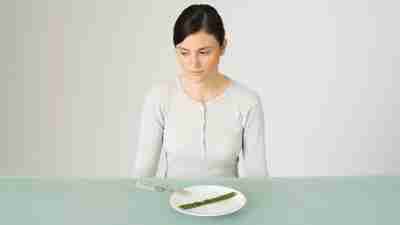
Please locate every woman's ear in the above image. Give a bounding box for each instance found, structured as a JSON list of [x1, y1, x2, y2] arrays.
[[221, 39, 227, 56]]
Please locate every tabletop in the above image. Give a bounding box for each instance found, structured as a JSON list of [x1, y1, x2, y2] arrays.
[[0, 176, 399, 225]]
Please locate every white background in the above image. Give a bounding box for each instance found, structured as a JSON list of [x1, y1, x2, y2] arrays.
[[1, 0, 399, 177]]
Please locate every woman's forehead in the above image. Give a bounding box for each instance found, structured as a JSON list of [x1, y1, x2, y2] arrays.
[[177, 31, 219, 50]]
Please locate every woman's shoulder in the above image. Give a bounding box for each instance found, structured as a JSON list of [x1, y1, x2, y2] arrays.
[[229, 78, 262, 108], [145, 79, 179, 99]]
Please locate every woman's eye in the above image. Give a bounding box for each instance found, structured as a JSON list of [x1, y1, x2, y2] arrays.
[[181, 52, 188, 56], [200, 51, 210, 55]]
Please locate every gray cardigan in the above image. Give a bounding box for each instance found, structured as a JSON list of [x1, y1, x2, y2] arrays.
[[133, 75, 268, 178]]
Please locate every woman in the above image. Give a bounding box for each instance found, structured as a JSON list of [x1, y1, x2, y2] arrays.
[[133, 4, 268, 178]]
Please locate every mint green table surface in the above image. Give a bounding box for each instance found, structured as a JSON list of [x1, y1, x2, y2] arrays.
[[0, 176, 398, 225]]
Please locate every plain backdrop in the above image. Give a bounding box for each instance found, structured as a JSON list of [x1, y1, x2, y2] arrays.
[[1, 0, 399, 177]]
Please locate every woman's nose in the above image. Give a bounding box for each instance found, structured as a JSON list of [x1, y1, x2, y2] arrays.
[[189, 54, 201, 68]]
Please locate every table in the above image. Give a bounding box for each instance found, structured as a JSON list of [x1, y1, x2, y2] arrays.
[[0, 176, 399, 225]]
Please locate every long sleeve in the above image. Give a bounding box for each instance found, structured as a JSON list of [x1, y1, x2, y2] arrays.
[[238, 96, 269, 177], [132, 86, 165, 178]]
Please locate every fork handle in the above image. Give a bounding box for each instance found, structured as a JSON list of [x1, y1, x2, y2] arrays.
[[135, 180, 171, 192], [135, 181, 160, 192]]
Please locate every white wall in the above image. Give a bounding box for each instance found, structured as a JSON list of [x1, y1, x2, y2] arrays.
[[1, 0, 399, 177]]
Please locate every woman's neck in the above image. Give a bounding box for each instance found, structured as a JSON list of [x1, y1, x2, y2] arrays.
[[180, 72, 230, 102]]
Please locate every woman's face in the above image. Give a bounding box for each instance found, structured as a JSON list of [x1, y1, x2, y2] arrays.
[[175, 31, 225, 83]]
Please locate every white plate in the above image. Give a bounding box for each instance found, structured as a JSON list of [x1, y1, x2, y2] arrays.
[[169, 185, 246, 217]]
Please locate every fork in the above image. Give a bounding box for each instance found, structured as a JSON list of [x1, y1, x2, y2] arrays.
[[135, 180, 191, 195]]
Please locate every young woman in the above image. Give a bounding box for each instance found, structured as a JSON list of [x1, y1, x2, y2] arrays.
[[134, 4, 268, 178]]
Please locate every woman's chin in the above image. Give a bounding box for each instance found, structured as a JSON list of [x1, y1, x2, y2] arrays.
[[184, 73, 206, 82]]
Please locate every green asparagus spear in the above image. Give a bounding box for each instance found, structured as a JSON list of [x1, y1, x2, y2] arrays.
[[178, 192, 237, 210]]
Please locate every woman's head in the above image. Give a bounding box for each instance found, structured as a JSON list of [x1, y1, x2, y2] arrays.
[[173, 4, 225, 47], [173, 4, 227, 82]]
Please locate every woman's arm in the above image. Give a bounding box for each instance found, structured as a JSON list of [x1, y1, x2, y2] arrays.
[[132, 87, 165, 178], [239, 96, 269, 177]]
